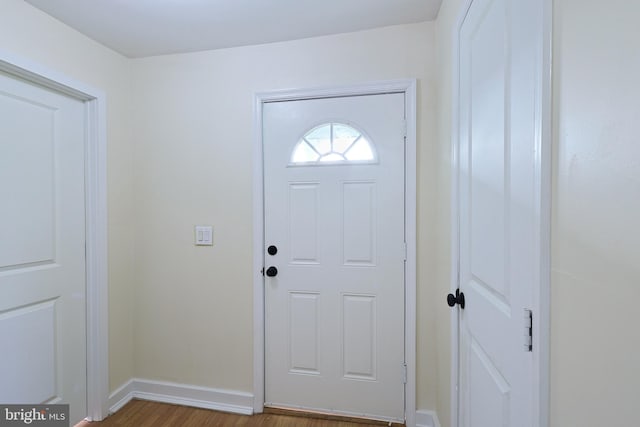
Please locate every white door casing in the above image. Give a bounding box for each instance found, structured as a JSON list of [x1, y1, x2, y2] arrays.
[[0, 70, 87, 423], [262, 92, 406, 422], [253, 81, 417, 426], [0, 51, 109, 421], [453, 0, 550, 426]]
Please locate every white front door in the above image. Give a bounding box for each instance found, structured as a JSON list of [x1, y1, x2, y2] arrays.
[[0, 70, 87, 423], [263, 93, 406, 422], [456, 0, 545, 425]]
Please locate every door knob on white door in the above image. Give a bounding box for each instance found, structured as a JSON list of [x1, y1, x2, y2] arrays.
[[447, 288, 465, 309], [265, 266, 278, 277]]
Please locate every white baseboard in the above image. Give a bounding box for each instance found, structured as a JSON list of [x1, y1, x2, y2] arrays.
[[108, 378, 254, 417], [108, 379, 135, 414], [109, 382, 434, 427], [416, 409, 441, 427]]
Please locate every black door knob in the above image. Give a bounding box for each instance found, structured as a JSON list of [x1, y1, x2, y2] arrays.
[[447, 289, 465, 309], [266, 266, 278, 277], [267, 245, 278, 255], [447, 293, 457, 307]]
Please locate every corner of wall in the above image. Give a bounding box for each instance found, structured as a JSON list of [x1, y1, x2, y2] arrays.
[[416, 409, 442, 427]]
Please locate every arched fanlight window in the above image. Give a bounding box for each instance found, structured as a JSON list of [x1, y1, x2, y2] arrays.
[[290, 123, 376, 165]]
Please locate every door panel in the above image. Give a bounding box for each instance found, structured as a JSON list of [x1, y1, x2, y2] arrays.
[[342, 294, 377, 380], [289, 291, 320, 374], [264, 94, 405, 422], [0, 300, 57, 403], [469, 340, 510, 426], [0, 88, 56, 267], [289, 183, 320, 263], [0, 71, 87, 424], [458, 0, 543, 425], [342, 182, 376, 265]]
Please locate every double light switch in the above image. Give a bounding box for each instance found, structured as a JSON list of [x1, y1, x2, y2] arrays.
[[195, 225, 213, 246]]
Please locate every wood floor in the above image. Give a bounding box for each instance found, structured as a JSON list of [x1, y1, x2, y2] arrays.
[[79, 400, 404, 427]]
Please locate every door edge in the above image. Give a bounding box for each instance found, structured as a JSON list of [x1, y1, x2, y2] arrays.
[[252, 79, 418, 426], [0, 49, 110, 421]]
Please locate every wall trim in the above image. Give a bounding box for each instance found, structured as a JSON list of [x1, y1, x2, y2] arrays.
[[108, 379, 254, 417], [0, 49, 109, 421], [253, 79, 418, 426], [536, 1, 553, 425], [109, 380, 433, 426], [416, 410, 441, 427], [108, 380, 135, 414]]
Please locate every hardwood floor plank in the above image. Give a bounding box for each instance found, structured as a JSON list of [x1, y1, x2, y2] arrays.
[[79, 400, 405, 427]]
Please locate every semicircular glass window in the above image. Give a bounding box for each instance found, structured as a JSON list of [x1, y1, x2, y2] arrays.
[[290, 123, 376, 165]]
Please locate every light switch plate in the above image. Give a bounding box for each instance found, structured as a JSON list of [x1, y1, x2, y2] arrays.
[[195, 225, 213, 246]]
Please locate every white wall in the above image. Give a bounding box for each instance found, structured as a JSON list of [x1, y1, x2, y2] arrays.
[[130, 22, 440, 410], [0, 0, 135, 392], [551, 0, 640, 425], [435, 0, 640, 426]]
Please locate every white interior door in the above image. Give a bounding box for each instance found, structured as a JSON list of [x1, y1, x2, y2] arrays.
[[456, 0, 544, 425], [0, 70, 87, 423], [263, 93, 406, 422]]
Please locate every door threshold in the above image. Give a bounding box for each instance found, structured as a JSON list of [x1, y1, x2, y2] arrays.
[[264, 406, 405, 426]]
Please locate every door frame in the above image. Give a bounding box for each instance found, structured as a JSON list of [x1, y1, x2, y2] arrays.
[[0, 50, 109, 421], [449, 1, 552, 426], [253, 80, 417, 426]]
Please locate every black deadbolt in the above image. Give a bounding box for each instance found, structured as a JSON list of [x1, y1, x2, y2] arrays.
[[267, 245, 278, 255], [266, 266, 278, 277], [447, 288, 465, 309]]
